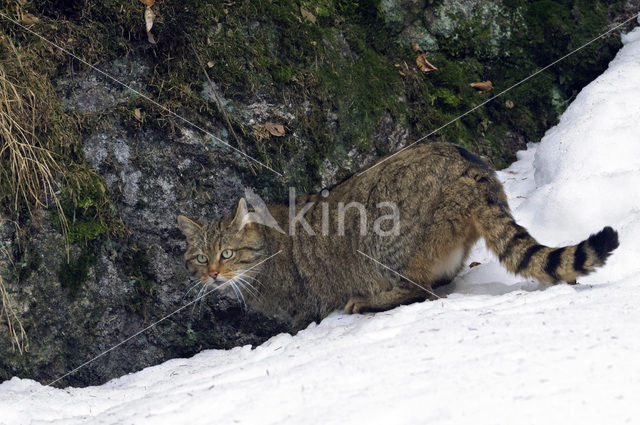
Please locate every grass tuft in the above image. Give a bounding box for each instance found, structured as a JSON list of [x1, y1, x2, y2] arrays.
[[0, 238, 28, 354], [0, 45, 69, 239]]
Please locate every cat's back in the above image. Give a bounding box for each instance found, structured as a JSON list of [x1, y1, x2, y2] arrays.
[[336, 142, 492, 201], [377, 142, 489, 174]]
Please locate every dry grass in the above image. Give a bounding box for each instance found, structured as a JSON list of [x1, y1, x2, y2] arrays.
[[0, 6, 130, 356], [0, 44, 69, 239], [0, 241, 28, 354], [0, 32, 75, 353]]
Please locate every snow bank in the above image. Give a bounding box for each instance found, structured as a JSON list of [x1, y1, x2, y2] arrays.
[[2, 24, 640, 425]]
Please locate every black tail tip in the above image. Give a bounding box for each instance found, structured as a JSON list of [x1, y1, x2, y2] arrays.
[[588, 226, 619, 261]]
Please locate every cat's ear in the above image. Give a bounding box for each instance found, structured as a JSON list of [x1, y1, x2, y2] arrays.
[[231, 198, 252, 231], [177, 215, 202, 239]]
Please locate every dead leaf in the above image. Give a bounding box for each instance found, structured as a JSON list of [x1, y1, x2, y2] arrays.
[[505, 99, 514, 109], [410, 42, 421, 53], [144, 7, 155, 33], [144, 6, 156, 44], [21, 13, 40, 25], [207, 61, 214, 68], [264, 122, 285, 137], [470, 81, 493, 92], [139, 0, 155, 6], [416, 53, 437, 72], [300, 7, 316, 23], [134, 108, 143, 122], [469, 262, 482, 268]]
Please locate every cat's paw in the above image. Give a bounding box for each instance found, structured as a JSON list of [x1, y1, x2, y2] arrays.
[[344, 296, 370, 314]]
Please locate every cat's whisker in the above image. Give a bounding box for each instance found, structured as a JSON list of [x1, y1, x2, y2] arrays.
[[230, 280, 247, 309], [243, 275, 265, 289], [198, 281, 209, 299], [235, 270, 264, 288], [234, 277, 260, 299], [235, 269, 257, 277], [233, 269, 261, 287], [184, 280, 203, 299], [197, 282, 215, 316], [190, 289, 203, 316], [228, 281, 242, 304], [191, 281, 210, 316], [235, 283, 248, 308], [233, 281, 258, 301]]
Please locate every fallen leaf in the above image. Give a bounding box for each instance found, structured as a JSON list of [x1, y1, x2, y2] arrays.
[[469, 262, 482, 268], [207, 61, 214, 68], [144, 7, 155, 33], [505, 99, 514, 109], [300, 7, 316, 23], [470, 80, 493, 92], [410, 42, 421, 53], [264, 122, 285, 137], [139, 0, 155, 5], [21, 13, 40, 25], [134, 108, 143, 121], [144, 6, 156, 44], [416, 53, 437, 72]]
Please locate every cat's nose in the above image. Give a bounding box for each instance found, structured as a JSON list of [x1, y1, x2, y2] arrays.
[[209, 270, 219, 279]]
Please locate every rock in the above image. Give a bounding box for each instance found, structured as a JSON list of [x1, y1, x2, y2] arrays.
[[0, 58, 291, 388]]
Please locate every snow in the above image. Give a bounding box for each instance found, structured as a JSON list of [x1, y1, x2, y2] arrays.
[[3, 24, 640, 425]]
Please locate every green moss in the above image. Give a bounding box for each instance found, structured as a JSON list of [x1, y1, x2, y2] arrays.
[[58, 251, 96, 298], [318, 37, 405, 148], [2, 0, 629, 206], [1, 3, 129, 249], [482, 123, 512, 169], [14, 251, 42, 284], [51, 171, 125, 244], [186, 327, 198, 342], [389, 0, 627, 166], [123, 247, 156, 318], [271, 63, 293, 84]]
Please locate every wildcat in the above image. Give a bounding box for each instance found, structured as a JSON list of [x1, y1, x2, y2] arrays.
[[178, 143, 619, 330]]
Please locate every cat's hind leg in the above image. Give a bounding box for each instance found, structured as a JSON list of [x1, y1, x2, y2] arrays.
[[344, 285, 434, 314]]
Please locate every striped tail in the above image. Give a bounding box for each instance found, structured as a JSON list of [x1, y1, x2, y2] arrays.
[[476, 204, 619, 284]]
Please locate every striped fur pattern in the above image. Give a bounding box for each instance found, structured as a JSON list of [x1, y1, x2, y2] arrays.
[[476, 199, 619, 284], [178, 143, 619, 329]]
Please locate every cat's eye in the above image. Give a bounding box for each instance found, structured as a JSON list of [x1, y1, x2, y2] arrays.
[[196, 254, 208, 264], [221, 249, 233, 259]]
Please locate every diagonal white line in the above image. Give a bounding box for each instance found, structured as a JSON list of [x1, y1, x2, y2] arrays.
[[0, 11, 284, 178], [357, 250, 440, 300], [46, 250, 281, 387], [358, 12, 640, 176]]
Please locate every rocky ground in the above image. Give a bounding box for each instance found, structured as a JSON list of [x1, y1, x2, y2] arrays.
[[0, 0, 637, 386]]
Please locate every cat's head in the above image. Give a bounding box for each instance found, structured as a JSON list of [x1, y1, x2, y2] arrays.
[[177, 198, 267, 292]]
